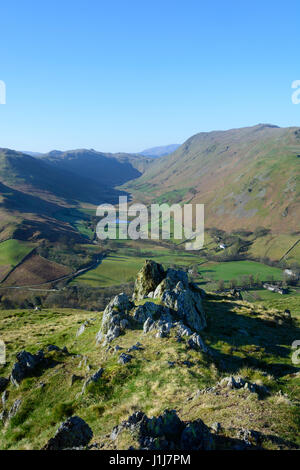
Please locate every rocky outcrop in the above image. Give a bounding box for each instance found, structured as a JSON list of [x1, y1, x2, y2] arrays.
[[1, 398, 22, 424], [42, 416, 93, 450], [96, 293, 133, 345], [111, 409, 214, 450], [10, 350, 46, 387], [118, 353, 133, 364], [195, 375, 268, 397], [133, 260, 165, 300], [0, 377, 9, 392], [96, 261, 207, 353], [81, 367, 104, 394], [133, 260, 206, 332]]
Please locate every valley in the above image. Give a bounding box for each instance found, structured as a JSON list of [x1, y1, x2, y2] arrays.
[[0, 124, 299, 451]]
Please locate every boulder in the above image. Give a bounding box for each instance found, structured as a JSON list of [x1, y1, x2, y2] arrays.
[[111, 409, 214, 450], [7, 398, 22, 422], [187, 333, 207, 352], [133, 260, 165, 300], [180, 419, 214, 450], [96, 293, 133, 345], [132, 263, 207, 332], [76, 322, 88, 337], [236, 428, 261, 447], [118, 353, 133, 364], [42, 416, 93, 450], [81, 367, 104, 393], [46, 345, 69, 354], [132, 301, 169, 324], [10, 350, 45, 387], [0, 377, 9, 392], [146, 409, 184, 441], [156, 279, 206, 332], [2, 390, 8, 406]]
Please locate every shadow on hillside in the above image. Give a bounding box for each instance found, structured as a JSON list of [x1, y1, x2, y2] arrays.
[[214, 431, 299, 450], [203, 294, 300, 377]]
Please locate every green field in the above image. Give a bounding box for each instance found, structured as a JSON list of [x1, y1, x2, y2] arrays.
[[0, 239, 33, 280], [200, 260, 283, 283], [73, 241, 202, 287], [247, 288, 300, 317]]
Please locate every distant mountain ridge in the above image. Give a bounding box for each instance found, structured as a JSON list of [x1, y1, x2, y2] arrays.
[[139, 144, 180, 157]]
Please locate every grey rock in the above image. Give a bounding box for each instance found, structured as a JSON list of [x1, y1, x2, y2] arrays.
[[0, 410, 8, 423], [143, 317, 155, 333], [76, 322, 88, 337], [42, 416, 93, 450], [133, 260, 165, 301], [237, 428, 261, 447], [10, 350, 45, 387], [2, 390, 8, 406], [133, 301, 169, 324], [0, 377, 9, 392], [82, 367, 104, 393], [7, 398, 22, 421], [159, 282, 206, 332], [46, 345, 69, 354], [180, 419, 214, 450], [112, 409, 214, 451], [96, 293, 133, 345], [187, 333, 207, 352], [118, 353, 133, 364], [128, 343, 143, 353], [211, 422, 221, 434], [146, 409, 184, 441]]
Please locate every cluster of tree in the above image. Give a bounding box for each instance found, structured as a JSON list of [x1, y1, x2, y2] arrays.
[[36, 240, 105, 271], [0, 282, 135, 311], [217, 274, 262, 291]]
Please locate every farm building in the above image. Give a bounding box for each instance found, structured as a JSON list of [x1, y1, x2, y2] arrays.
[[263, 283, 288, 295]]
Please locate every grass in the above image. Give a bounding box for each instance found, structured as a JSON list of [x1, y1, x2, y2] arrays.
[[0, 289, 299, 450], [249, 288, 300, 317], [72, 240, 202, 287], [0, 239, 33, 281], [0, 239, 33, 268], [199, 260, 283, 285]]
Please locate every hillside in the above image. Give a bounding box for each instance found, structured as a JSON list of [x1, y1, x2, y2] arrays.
[[124, 124, 300, 234], [0, 147, 153, 244], [38, 149, 154, 187], [0, 148, 128, 206], [0, 261, 299, 450]]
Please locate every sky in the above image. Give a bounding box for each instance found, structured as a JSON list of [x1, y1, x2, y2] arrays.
[[0, 0, 299, 153]]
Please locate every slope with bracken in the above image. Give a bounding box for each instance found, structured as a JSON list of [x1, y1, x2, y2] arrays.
[[124, 124, 300, 234]]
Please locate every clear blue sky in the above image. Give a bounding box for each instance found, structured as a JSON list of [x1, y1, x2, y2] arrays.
[[0, 0, 299, 153]]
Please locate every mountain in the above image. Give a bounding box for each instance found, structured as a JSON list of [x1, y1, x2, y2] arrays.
[[125, 124, 300, 233], [0, 148, 151, 242], [0, 148, 126, 206], [38, 149, 154, 187], [139, 144, 180, 157], [20, 151, 43, 157]]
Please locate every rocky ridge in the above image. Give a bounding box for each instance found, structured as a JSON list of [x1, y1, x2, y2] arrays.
[[96, 260, 207, 352]]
